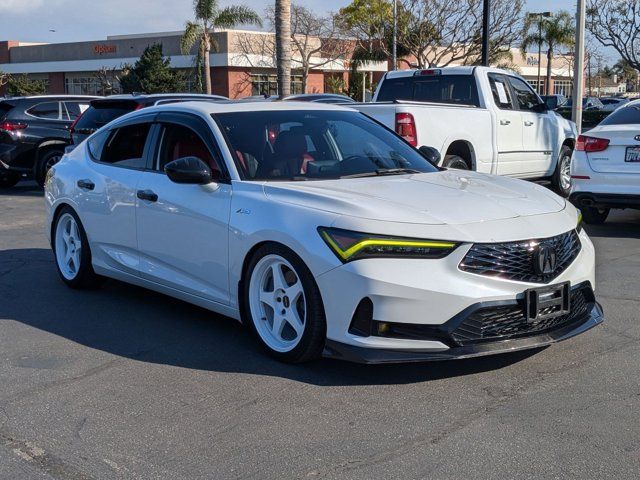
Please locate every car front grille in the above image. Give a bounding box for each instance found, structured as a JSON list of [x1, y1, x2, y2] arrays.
[[459, 230, 581, 284], [451, 285, 593, 345]]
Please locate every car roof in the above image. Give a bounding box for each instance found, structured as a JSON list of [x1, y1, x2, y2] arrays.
[[101, 93, 228, 101], [4, 95, 100, 102], [382, 65, 518, 80]]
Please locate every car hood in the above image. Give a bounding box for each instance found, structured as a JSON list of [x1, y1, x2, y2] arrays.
[[263, 170, 565, 225]]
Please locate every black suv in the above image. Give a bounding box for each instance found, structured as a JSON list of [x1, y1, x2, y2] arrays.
[[70, 93, 228, 145], [0, 95, 99, 187]]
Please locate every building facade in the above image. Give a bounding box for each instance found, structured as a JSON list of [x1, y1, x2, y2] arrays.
[[1, 30, 574, 98]]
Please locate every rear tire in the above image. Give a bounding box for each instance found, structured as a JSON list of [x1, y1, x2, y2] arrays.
[[35, 148, 64, 188], [0, 171, 21, 188], [52, 206, 104, 289], [581, 206, 610, 225], [553, 145, 572, 197], [242, 243, 326, 363], [443, 155, 469, 170]]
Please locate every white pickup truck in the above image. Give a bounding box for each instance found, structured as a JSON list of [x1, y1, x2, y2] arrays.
[[352, 66, 578, 196]]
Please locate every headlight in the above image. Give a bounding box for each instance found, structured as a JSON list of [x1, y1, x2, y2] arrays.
[[577, 210, 583, 233], [318, 227, 459, 262]]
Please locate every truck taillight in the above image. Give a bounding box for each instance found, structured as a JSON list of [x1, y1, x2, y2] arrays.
[[576, 135, 609, 152], [0, 121, 27, 132], [395, 112, 417, 146], [68, 114, 83, 144]]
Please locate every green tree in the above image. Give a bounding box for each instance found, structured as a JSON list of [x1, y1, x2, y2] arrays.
[[181, 0, 261, 94], [7, 74, 47, 96], [119, 44, 184, 94], [275, 0, 291, 97], [521, 10, 574, 95]]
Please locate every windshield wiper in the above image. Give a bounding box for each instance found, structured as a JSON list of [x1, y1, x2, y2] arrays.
[[340, 168, 422, 179]]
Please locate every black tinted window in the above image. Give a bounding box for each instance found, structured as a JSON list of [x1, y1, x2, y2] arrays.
[[74, 103, 137, 132], [600, 105, 640, 125], [27, 102, 60, 119], [507, 77, 543, 112], [214, 110, 438, 181], [63, 101, 90, 121], [156, 124, 219, 172], [99, 123, 151, 168], [377, 74, 480, 106]]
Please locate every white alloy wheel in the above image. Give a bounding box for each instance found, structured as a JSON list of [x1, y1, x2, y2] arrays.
[[559, 152, 572, 193], [55, 213, 82, 280], [248, 254, 307, 353]]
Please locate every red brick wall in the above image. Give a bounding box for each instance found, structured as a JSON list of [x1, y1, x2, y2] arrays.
[[306, 72, 324, 94], [48, 72, 65, 94]]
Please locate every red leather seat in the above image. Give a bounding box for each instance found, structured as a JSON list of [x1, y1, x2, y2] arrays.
[[171, 133, 220, 177]]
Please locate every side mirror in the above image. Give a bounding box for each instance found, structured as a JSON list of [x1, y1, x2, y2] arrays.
[[418, 145, 441, 166], [533, 102, 549, 113], [165, 156, 214, 184]]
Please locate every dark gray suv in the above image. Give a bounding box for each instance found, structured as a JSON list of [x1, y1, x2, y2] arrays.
[[0, 95, 98, 187]]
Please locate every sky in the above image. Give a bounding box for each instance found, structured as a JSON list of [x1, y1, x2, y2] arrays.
[[0, 0, 615, 62]]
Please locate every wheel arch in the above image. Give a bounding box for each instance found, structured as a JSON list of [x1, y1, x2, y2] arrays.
[[562, 138, 575, 151], [444, 140, 476, 170]]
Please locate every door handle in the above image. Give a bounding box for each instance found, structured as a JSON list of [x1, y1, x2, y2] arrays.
[[524, 121, 534, 126], [137, 189, 158, 202], [500, 119, 511, 125], [77, 179, 95, 191]]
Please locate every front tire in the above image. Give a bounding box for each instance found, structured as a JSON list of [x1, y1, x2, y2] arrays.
[[242, 244, 326, 363], [52, 206, 104, 288], [553, 145, 573, 197], [35, 149, 64, 187], [443, 155, 469, 170], [581, 206, 610, 225]]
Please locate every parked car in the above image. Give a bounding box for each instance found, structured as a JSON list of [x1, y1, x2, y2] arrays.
[[0, 95, 98, 187], [351, 67, 578, 197], [560, 97, 605, 111], [45, 101, 602, 363], [599, 96, 630, 112], [69, 93, 228, 145], [542, 94, 568, 110], [237, 93, 355, 104], [569, 99, 640, 224]]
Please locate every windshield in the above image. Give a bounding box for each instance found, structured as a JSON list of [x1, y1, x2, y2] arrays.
[[600, 105, 640, 125], [213, 110, 439, 181]]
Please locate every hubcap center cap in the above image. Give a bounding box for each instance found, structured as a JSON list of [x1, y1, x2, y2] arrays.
[[282, 296, 290, 308]]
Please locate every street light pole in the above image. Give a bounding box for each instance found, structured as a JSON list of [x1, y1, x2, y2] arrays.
[[392, 0, 397, 71], [572, 0, 586, 133], [481, 0, 490, 66]]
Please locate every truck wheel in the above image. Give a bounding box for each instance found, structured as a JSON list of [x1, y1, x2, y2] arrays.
[[581, 206, 610, 225], [552, 145, 572, 197], [0, 171, 21, 188], [443, 155, 469, 170], [35, 149, 64, 188]]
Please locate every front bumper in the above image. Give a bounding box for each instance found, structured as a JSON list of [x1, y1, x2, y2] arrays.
[[323, 301, 603, 364]]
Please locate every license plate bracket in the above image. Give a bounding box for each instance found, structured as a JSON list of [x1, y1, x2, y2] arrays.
[[525, 282, 570, 323], [625, 146, 640, 162]]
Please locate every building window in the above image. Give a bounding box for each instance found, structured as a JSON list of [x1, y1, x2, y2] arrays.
[[553, 79, 573, 96], [251, 74, 303, 96], [65, 75, 121, 95], [527, 78, 546, 95]]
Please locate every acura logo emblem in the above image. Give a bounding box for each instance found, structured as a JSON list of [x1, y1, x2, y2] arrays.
[[534, 244, 557, 275]]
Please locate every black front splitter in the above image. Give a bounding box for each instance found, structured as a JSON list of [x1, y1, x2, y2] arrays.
[[322, 302, 604, 364]]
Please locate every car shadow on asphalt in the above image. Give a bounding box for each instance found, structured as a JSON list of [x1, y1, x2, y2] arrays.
[[584, 211, 640, 240], [0, 247, 543, 386], [0, 181, 43, 197]]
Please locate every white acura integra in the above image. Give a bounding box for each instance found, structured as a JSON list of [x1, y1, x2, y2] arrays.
[[44, 101, 602, 363]]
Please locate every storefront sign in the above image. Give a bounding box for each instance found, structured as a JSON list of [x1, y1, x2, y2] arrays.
[[93, 44, 117, 55], [526, 56, 540, 66]]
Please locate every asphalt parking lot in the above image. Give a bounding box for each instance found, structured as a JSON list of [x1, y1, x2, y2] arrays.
[[1, 181, 639, 480]]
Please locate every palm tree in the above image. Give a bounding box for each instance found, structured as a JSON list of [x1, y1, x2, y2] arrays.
[[181, 0, 261, 94], [275, 0, 291, 98], [521, 11, 574, 96]]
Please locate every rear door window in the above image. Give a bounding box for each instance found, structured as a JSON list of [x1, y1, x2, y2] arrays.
[[488, 74, 514, 109], [27, 101, 61, 120], [376, 74, 480, 106], [98, 123, 152, 169]]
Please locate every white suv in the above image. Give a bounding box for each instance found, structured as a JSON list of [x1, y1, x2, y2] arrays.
[[570, 99, 640, 224]]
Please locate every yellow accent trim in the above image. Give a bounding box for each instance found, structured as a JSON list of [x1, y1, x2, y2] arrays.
[[321, 231, 456, 261]]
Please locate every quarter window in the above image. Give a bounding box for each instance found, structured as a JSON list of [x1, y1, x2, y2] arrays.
[[507, 77, 544, 112], [99, 123, 151, 168], [27, 102, 61, 120], [63, 102, 90, 121]]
